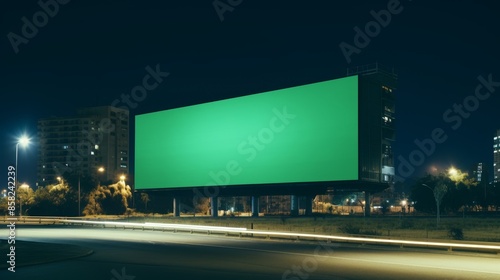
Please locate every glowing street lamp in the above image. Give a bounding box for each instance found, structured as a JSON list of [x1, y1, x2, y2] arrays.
[[97, 167, 105, 187], [448, 167, 458, 176], [120, 175, 126, 182]]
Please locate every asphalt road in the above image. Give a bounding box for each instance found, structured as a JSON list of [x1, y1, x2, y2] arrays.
[[1, 225, 500, 280]]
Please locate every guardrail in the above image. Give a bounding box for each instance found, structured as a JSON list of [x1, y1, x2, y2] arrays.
[[2, 216, 499, 255], [0, 216, 67, 224], [58, 219, 500, 255]]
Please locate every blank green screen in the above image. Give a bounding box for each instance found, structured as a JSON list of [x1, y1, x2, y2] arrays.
[[135, 75, 358, 189]]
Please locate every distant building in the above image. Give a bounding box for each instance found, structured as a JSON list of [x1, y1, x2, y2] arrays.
[[470, 162, 487, 183], [37, 106, 130, 186], [494, 129, 500, 183], [347, 63, 397, 185]]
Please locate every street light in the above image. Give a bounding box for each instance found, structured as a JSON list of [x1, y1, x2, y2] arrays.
[[15, 135, 30, 216], [15, 135, 30, 182], [97, 167, 105, 187], [88, 167, 106, 215], [18, 183, 29, 217], [422, 183, 447, 227], [448, 167, 458, 176]]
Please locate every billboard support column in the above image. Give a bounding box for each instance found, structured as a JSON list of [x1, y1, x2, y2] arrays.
[[251, 196, 259, 217], [305, 196, 313, 216], [173, 197, 180, 217], [290, 195, 299, 216], [364, 191, 371, 217], [211, 196, 219, 217]]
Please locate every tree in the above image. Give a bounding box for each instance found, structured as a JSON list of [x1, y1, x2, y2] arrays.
[[426, 181, 447, 226], [443, 168, 477, 213], [194, 196, 210, 215], [411, 173, 450, 226], [83, 180, 132, 215], [29, 181, 77, 216], [140, 193, 150, 211], [0, 197, 9, 215], [411, 168, 477, 226], [17, 184, 35, 216]]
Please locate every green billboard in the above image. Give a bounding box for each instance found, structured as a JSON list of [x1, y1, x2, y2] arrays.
[[135, 75, 358, 189]]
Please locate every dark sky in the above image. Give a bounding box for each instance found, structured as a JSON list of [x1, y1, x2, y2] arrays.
[[1, 0, 499, 189]]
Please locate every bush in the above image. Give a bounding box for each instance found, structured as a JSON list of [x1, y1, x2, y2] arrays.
[[280, 216, 287, 224], [361, 229, 381, 236], [448, 227, 464, 240], [338, 224, 360, 234], [399, 219, 414, 229]]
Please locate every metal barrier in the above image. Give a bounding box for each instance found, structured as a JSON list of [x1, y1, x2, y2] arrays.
[[56, 219, 500, 255], [2, 216, 499, 254]]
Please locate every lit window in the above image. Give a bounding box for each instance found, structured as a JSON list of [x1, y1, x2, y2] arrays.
[[63, 145, 69, 149], [120, 164, 127, 168], [95, 145, 99, 150], [91, 151, 95, 155]]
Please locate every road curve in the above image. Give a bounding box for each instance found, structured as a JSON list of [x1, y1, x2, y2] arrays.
[[1, 225, 500, 280]]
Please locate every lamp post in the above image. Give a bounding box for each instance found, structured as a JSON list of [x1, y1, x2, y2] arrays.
[[15, 135, 30, 216], [119, 175, 131, 208], [18, 183, 29, 217], [15, 136, 30, 183], [97, 167, 105, 187], [401, 199, 407, 214], [92, 167, 105, 215], [78, 174, 81, 216]]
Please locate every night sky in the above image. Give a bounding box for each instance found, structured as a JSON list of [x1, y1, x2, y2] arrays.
[[1, 0, 499, 189]]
